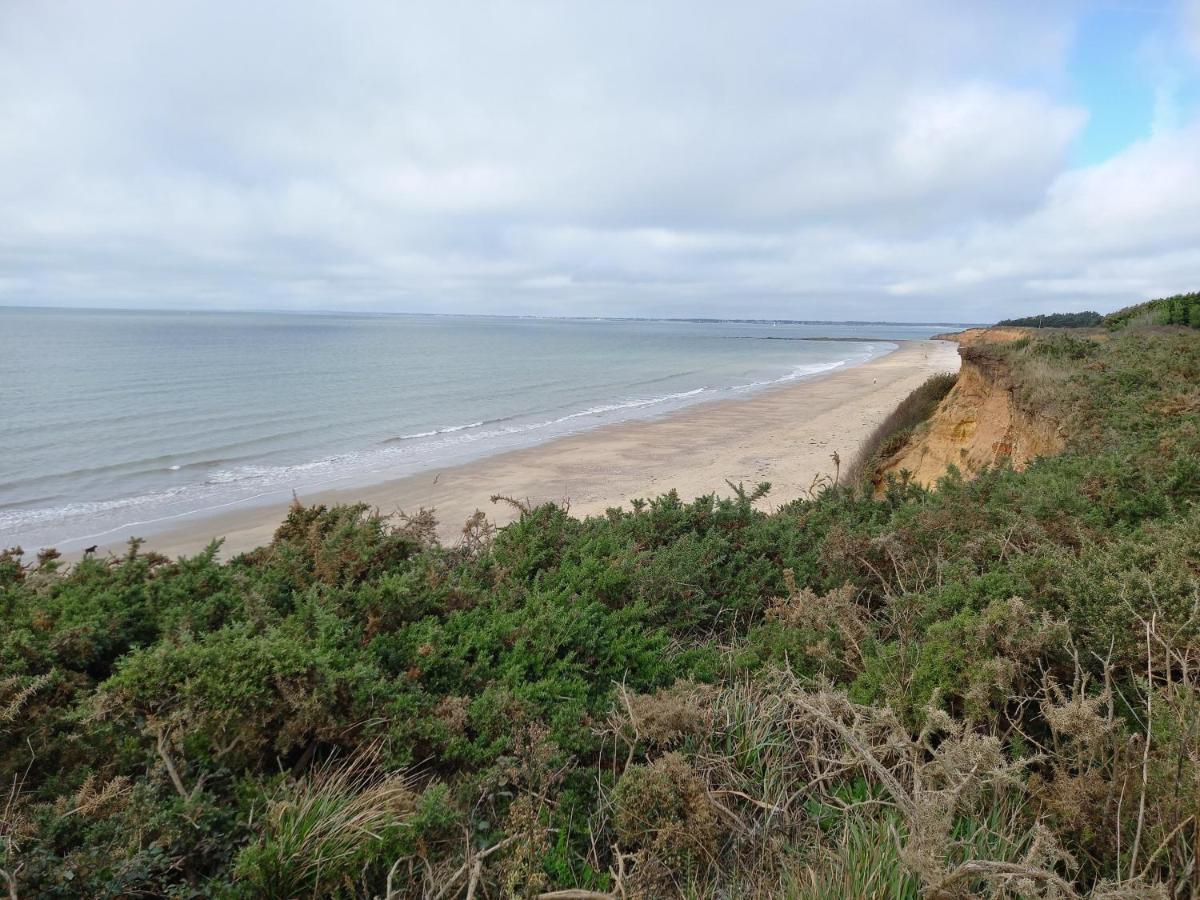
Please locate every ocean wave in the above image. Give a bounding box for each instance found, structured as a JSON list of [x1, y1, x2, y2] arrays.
[[0, 431, 323, 494], [426, 387, 712, 442], [543, 387, 708, 423], [732, 359, 846, 391], [0, 484, 196, 533], [382, 388, 711, 450], [384, 420, 491, 444]]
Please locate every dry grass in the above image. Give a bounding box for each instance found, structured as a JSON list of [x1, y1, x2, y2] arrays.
[[593, 655, 1196, 898], [0, 675, 51, 732], [234, 745, 415, 899]]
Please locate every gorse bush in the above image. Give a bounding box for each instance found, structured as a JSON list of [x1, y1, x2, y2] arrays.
[[1, 324, 1199, 897]]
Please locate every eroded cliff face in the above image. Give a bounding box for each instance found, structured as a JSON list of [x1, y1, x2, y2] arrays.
[[874, 338, 1064, 489]]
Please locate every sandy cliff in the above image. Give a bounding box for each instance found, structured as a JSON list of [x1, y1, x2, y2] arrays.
[[874, 331, 1063, 488]]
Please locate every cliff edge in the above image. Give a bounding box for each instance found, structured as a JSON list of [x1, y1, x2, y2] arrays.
[[874, 329, 1064, 488]]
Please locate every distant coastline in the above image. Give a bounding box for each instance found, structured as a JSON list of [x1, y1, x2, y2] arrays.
[[0, 302, 985, 329]]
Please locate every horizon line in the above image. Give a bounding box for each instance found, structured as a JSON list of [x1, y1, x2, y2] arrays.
[[0, 303, 987, 328]]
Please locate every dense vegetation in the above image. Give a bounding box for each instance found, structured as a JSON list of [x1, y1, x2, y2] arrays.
[[1105, 291, 1200, 330], [995, 311, 1103, 328], [3, 320, 1199, 898]]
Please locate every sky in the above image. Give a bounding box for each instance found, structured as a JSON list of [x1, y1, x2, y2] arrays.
[[1, 1, 1199, 322]]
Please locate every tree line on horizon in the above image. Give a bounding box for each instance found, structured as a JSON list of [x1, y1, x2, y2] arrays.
[[996, 310, 1103, 328]]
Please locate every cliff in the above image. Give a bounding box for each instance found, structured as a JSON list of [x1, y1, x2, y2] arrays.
[[874, 332, 1064, 488]]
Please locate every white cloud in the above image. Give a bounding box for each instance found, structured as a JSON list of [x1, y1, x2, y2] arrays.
[[0, 0, 1195, 320], [891, 86, 1084, 208]]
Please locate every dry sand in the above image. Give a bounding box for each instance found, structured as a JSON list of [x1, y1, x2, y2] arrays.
[[99, 339, 959, 559]]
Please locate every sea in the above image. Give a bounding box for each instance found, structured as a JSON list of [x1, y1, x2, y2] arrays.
[[0, 308, 954, 551]]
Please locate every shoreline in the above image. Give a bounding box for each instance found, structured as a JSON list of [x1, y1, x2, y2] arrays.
[[70, 338, 959, 559]]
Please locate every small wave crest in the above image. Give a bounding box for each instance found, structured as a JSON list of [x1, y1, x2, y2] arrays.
[[732, 359, 846, 391], [381, 388, 710, 450], [384, 420, 488, 444]]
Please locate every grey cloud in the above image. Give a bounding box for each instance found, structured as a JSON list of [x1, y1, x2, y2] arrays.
[[0, 0, 1195, 321]]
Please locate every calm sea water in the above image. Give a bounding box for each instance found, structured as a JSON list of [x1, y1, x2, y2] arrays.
[[0, 308, 948, 551]]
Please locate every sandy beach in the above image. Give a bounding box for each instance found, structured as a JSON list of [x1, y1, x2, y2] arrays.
[[93, 339, 958, 558]]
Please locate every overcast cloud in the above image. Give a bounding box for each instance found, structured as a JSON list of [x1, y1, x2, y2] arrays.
[[1, 0, 1198, 321]]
